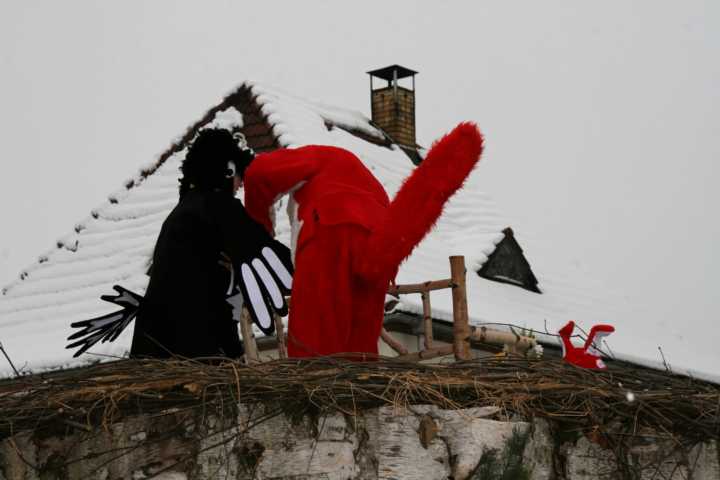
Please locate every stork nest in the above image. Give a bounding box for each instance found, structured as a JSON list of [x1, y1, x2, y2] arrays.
[[0, 356, 718, 443]]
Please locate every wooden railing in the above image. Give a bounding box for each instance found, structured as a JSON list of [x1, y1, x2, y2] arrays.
[[238, 255, 536, 363], [383, 255, 472, 361]]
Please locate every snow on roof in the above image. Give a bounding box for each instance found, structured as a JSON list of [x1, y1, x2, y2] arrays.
[[1, 81, 712, 382]]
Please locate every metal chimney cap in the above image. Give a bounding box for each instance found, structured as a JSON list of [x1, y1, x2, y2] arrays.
[[367, 65, 418, 81]]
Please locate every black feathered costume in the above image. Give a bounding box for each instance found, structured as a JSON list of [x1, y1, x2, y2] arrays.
[[129, 189, 291, 358], [67, 129, 293, 359]]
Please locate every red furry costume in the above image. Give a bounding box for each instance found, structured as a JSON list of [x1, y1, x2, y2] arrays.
[[244, 123, 484, 357]]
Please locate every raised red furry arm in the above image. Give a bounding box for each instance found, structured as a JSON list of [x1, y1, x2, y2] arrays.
[[360, 122, 484, 281]]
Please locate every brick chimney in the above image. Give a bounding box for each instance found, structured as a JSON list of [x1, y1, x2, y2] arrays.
[[367, 65, 418, 149]]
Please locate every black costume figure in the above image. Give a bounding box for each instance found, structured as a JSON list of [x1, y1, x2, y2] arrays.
[[67, 129, 293, 359], [130, 189, 288, 358]]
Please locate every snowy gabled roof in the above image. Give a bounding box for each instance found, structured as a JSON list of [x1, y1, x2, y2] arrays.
[[0, 81, 494, 375], [1, 81, 709, 382]]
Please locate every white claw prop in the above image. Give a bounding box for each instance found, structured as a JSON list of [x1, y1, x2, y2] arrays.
[[240, 264, 272, 330]]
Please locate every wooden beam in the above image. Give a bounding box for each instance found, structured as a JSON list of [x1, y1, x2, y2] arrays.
[[387, 278, 454, 295], [469, 326, 536, 355], [450, 256, 472, 361], [394, 344, 454, 362]]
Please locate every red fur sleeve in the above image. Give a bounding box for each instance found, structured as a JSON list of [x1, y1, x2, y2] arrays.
[[244, 148, 319, 233]]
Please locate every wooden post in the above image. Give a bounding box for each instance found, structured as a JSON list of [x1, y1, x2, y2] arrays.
[[239, 307, 259, 363], [274, 314, 287, 359], [421, 292, 434, 349], [450, 256, 472, 361], [381, 328, 409, 355]]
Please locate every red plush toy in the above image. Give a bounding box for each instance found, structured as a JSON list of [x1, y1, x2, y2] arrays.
[[558, 320, 615, 369], [244, 123, 484, 357]]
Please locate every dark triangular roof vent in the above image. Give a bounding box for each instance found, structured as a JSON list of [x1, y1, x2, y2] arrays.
[[477, 228, 541, 293]]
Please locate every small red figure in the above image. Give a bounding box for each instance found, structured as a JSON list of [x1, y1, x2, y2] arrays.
[[558, 320, 615, 369]]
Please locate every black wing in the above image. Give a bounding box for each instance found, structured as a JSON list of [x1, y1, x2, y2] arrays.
[[66, 285, 143, 357]]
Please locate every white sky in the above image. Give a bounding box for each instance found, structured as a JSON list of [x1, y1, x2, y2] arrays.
[[1, 2, 718, 375]]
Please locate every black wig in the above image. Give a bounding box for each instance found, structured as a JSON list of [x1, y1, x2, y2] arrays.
[[179, 129, 254, 198]]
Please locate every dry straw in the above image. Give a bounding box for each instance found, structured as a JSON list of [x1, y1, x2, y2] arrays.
[[1, 356, 718, 444]]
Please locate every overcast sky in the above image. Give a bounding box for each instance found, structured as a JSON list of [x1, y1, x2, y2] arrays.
[[1, 2, 718, 373]]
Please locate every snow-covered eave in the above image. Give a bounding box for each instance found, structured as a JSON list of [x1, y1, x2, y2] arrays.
[[604, 350, 720, 385]]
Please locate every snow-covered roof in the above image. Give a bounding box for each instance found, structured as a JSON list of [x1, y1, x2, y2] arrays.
[[1, 81, 713, 382]]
